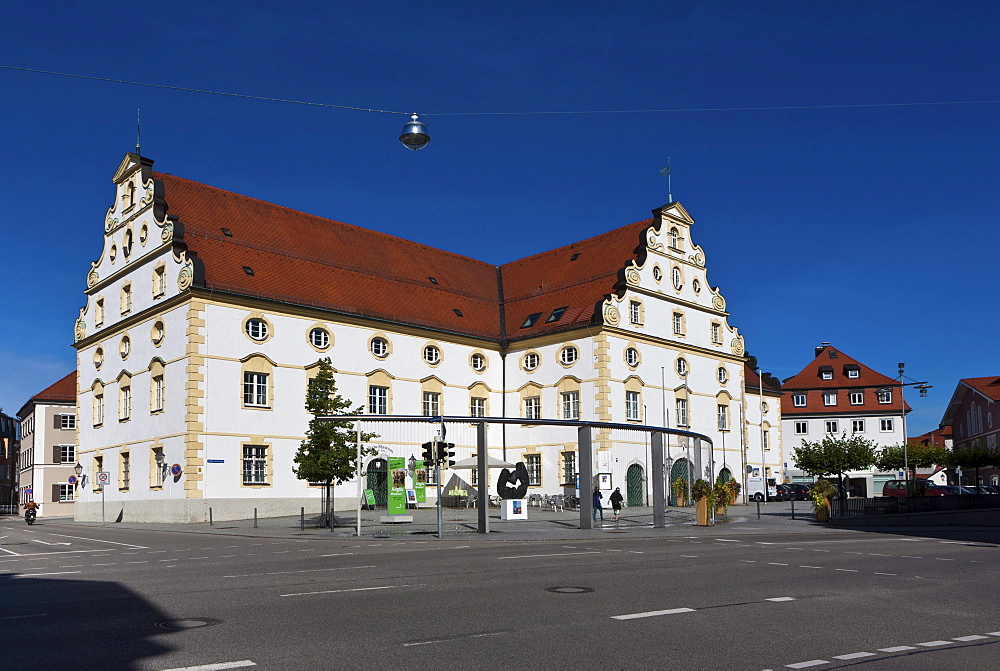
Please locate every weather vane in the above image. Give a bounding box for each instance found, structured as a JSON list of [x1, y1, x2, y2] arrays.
[[660, 157, 672, 202]]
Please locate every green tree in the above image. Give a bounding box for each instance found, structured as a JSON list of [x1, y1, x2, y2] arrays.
[[874, 442, 948, 475], [792, 434, 877, 496], [947, 440, 999, 488], [293, 358, 377, 526]]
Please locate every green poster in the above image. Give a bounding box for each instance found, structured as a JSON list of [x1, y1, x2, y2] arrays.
[[388, 456, 407, 515], [364, 489, 376, 506], [414, 466, 427, 503]]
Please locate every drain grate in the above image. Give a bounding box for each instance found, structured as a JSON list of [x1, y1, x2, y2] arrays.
[[546, 586, 594, 594], [156, 618, 220, 630]]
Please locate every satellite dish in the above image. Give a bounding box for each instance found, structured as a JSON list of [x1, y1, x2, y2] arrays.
[[399, 113, 430, 150]]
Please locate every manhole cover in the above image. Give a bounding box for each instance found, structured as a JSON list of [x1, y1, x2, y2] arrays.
[[546, 586, 594, 594], [156, 618, 220, 630]]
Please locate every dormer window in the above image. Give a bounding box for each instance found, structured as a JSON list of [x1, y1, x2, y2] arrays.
[[819, 366, 834, 380], [546, 306, 568, 323], [521, 313, 542, 329], [845, 365, 860, 379]]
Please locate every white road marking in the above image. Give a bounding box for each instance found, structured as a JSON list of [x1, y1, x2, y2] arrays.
[[934, 558, 955, 561], [681, 555, 698, 558], [0, 613, 47, 620], [93, 563, 116, 566], [149, 550, 167, 554], [765, 597, 795, 602], [954, 635, 988, 641], [60, 565, 84, 568], [834, 569, 858, 573], [13, 571, 81, 577], [319, 553, 355, 557], [901, 556, 922, 559], [403, 631, 507, 647], [612, 607, 695, 620], [877, 646, 916, 652], [628, 551, 644, 554], [498, 551, 600, 559], [873, 572, 896, 576], [832, 652, 874, 660], [0, 547, 20, 556], [798, 566, 823, 569], [161, 661, 256, 671], [986, 631, 1000, 636], [224, 565, 375, 578], [715, 539, 740, 542], [31, 540, 71, 546], [786, 660, 828, 668], [220, 555, 236, 558], [916, 640, 952, 647], [281, 584, 416, 597], [127, 561, 149, 564], [768, 562, 788, 566], [48, 534, 148, 548], [868, 553, 890, 556]]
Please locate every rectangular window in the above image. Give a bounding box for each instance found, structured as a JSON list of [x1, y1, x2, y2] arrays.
[[470, 397, 486, 418], [562, 452, 577, 485], [711, 323, 721, 344], [243, 444, 268, 485], [121, 452, 130, 490], [154, 266, 167, 297], [422, 391, 440, 417], [94, 394, 104, 426], [525, 454, 541, 486], [847, 368, 860, 378], [94, 455, 104, 489], [823, 391, 837, 406], [95, 298, 105, 326], [849, 391, 863, 405], [672, 312, 683, 335], [524, 396, 541, 420], [792, 394, 806, 407], [794, 421, 808, 435], [119, 386, 131, 420], [243, 372, 269, 407], [717, 404, 729, 431], [60, 414, 77, 430], [880, 418, 894, 432], [561, 391, 580, 420], [629, 300, 642, 325], [625, 391, 640, 421], [825, 420, 839, 434], [821, 370, 833, 380], [877, 389, 892, 404], [762, 430, 770, 450], [59, 445, 75, 463], [58, 484, 74, 502], [120, 284, 132, 315], [151, 448, 164, 487], [368, 386, 388, 414], [152, 376, 165, 412], [675, 399, 689, 427], [852, 419, 865, 433]]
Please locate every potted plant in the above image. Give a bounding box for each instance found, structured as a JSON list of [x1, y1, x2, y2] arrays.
[[692, 478, 715, 526], [713, 480, 730, 516], [672, 476, 688, 507], [810, 479, 835, 522], [726, 479, 741, 505]]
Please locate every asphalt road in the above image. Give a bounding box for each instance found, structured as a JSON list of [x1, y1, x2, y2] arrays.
[[1, 516, 998, 670]]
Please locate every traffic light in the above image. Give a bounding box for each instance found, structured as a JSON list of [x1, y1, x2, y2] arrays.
[[437, 442, 456, 468], [421, 441, 435, 467]]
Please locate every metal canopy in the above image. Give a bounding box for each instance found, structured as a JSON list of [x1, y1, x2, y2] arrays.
[[450, 455, 515, 470]]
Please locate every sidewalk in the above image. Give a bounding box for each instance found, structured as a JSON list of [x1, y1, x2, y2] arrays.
[[38, 502, 837, 542]]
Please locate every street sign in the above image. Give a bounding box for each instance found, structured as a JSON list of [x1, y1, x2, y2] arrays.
[[25, 486, 32, 496], [96, 471, 111, 485], [207, 459, 224, 464], [170, 463, 183, 477], [67, 475, 78, 485]]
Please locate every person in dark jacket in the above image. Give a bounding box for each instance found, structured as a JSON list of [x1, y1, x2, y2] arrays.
[[609, 487, 624, 522], [592, 488, 604, 521]]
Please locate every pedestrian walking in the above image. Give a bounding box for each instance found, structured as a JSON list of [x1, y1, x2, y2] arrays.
[[609, 487, 624, 522], [592, 487, 604, 521]]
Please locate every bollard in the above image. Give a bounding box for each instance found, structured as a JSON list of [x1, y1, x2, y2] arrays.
[[254, 507, 258, 528], [209, 507, 213, 527], [756, 500, 760, 519], [300, 506, 305, 531], [791, 498, 795, 520]]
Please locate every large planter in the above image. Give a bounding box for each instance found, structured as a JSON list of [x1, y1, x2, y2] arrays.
[[815, 498, 832, 522], [715, 505, 727, 516], [695, 498, 713, 526], [729, 491, 738, 505]]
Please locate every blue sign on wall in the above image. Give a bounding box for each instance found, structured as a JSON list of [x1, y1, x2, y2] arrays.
[[207, 459, 225, 464]]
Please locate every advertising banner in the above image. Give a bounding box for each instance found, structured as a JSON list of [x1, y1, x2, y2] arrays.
[[414, 465, 427, 503], [388, 456, 407, 515]]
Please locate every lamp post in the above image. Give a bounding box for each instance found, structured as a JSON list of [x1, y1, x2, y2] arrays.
[[882, 365, 932, 495]]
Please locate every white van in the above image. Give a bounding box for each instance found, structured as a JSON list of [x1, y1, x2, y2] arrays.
[[747, 477, 778, 502]]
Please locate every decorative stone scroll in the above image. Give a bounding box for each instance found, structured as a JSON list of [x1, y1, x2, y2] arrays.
[[603, 304, 621, 327], [160, 221, 174, 244], [74, 319, 86, 342], [731, 337, 745, 356], [647, 229, 664, 252], [625, 267, 641, 286], [177, 256, 194, 291], [87, 268, 100, 288]]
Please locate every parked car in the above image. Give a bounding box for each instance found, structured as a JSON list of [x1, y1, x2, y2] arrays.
[[964, 485, 999, 494], [775, 484, 792, 501], [941, 485, 977, 495], [785, 483, 811, 501], [747, 477, 778, 502], [882, 479, 948, 497]]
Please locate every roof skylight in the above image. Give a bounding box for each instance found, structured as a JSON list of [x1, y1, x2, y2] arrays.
[[520, 313, 542, 329]]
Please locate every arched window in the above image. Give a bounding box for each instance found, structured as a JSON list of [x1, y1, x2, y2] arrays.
[[669, 227, 680, 249]]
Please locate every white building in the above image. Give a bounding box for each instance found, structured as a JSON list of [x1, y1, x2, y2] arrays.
[[72, 153, 781, 522]]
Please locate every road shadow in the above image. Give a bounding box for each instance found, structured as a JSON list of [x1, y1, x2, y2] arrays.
[[0, 573, 177, 669], [825, 524, 1000, 546]]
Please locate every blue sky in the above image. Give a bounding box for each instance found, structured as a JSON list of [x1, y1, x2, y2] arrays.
[[1, 1, 997, 435]]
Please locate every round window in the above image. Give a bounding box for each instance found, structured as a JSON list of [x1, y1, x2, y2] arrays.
[[692, 279, 701, 294], [652, 266, 662, 282], [123, 229, 133, 258], [370, 337, 388, 357], [524, 352, 539, 371], [245, 318, 268, 341], [471, 353, 486, 371], [423, 345, 441, 364], [109, 244, 118, 263], [625, 348, 639, 367], [560, 346, 579, 365], [309, 328, 330, 349], [676, 358, 688, 376], [94, 347, 104, 369], [139, 224, 148, 244], [120, 336, 131, 360]]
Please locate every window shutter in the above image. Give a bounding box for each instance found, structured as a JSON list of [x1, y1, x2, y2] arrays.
[[52, 445, 62, 464], [54, 414, 62, 429], [52, 483, 60, 502]]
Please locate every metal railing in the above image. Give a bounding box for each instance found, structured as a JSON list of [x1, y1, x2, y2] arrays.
[[832, 495, 1000, 518]]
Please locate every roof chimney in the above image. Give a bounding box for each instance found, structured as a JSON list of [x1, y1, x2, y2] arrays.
[[815, 342, 831, 357]]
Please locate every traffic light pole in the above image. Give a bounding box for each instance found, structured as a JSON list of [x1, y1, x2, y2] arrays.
[[435, 456, 443, 539]]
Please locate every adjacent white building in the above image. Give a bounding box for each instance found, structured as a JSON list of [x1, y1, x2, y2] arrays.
[[73, 153, 782, 522]]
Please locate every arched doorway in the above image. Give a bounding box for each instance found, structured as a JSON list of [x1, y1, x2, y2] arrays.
[[626, 464, 644, 507], [670, 458, 693, 506], [366, 458, 388, 506], [717, 468, 732, 484]]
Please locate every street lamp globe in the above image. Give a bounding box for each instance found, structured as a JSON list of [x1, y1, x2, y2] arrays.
[[74, 462, 83, 476], [399, 114, 430, 150]]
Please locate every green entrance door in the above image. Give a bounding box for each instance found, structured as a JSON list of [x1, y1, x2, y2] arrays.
[[670, 458, 693, 506], [626, 464, 644, 507]]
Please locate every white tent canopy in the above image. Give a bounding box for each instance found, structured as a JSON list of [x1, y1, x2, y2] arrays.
[[450, 455, 516, 470]]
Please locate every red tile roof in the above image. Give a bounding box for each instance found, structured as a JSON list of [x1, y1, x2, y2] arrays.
[[20, 372, 76, 416], [959, 376, 1000, 402], [156, 172, 655, 342], [744, 364, 782, 393], [781, 345, 910, 415]]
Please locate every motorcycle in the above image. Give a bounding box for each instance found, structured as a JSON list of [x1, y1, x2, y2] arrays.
[[25, 508, 36, 525]]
